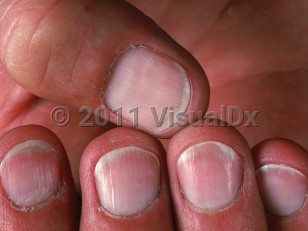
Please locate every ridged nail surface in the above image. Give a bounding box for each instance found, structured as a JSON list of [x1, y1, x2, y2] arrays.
[[103, 46, 190, 134], [95, 146, 160, 217], [256, 164, 308, 216], [0, 140, 61, 207], [177, 141, 243, 210]]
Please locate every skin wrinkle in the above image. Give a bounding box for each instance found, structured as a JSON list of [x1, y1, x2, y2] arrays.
[[129, 0, 233, 52], [28, 0, 62, 53], [0, 76, 38, 135], [70, 39, 87, 80], [2, 1, 59, 70], [0, 0, 306, 229], [131, 0, 308, 83], [196, 0, 234, 43], [1, 16, 20, 66], [27, 0, 62, 88], [0, 0, 19, 23], [37, 2, 93, 88]]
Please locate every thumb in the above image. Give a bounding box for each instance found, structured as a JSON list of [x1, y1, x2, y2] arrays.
[[0, 0, 209, 138]]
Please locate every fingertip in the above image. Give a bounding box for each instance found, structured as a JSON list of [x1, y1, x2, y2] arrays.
[[0, 125, 78, 230], [0, 0, 209, 138], [80, 127, 174, 230], [253, 138, 308, 230], [167, 122, 267, 230]]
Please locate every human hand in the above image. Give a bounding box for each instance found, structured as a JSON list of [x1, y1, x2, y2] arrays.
[[0, 0, 307, 230]]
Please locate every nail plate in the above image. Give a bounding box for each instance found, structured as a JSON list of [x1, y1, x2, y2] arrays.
[[0, 140, 61, 208], [103, 46, 190, 134], [94, 146, 160, 217], [256, 164, 308, 216], [177, 141, 243, 210]]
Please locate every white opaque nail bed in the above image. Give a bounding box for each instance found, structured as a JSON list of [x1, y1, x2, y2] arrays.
[[256, 164, 308, 216], [103, 46, 191, 134], [0, 140, 61, 208], [177, 141, 243, 210], [95, 146, 160, 217]]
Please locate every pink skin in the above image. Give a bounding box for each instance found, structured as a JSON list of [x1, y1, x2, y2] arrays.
[[0, 0, 307, 230]]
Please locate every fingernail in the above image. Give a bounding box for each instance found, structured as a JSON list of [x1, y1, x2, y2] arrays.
[[177, 141, 243, 210], [102, 46, 190, 134], [0, 140, 61, 208], [256, 164, 308, 216], [94, 146, 160, 217]]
